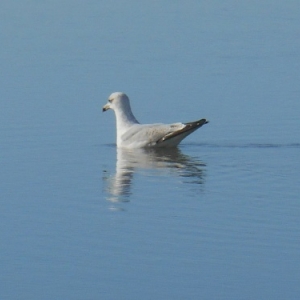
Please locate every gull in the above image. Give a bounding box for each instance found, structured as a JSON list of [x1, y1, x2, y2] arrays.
[[102, 92, 209, 148]]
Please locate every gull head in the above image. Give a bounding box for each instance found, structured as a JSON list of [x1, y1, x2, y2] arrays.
[[102, 92, 139, 128], [102, 92, 130, 113]]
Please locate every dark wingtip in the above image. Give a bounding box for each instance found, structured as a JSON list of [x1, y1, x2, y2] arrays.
[[199, 118, 209, 125], [190, 118, 209, 127]]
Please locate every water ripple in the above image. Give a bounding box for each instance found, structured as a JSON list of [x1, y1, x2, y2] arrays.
[[186, 142, 300, 149]]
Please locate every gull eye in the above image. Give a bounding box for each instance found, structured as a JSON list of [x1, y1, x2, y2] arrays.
[[108, 99, 113, 103]]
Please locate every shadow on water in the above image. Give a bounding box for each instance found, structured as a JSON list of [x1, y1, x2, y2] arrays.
[[102, 147, 206, 204]]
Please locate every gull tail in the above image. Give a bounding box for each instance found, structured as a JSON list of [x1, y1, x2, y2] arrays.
[[155, 118, 209, 146]]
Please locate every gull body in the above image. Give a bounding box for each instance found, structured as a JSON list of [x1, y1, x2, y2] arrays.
[[102, 92, 208, 148]]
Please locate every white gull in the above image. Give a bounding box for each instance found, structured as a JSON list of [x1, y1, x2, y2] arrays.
[[102, 92, 208, 148]]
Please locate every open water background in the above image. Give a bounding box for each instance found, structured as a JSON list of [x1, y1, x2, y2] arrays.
[[1, 1, 300, 299]]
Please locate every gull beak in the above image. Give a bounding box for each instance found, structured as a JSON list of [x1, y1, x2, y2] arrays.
[[102, 103, 110, 112]]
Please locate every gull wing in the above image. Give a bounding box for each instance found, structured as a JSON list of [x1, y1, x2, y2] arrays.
[[120, 119, 208, 148], [155, 119, 209, 147]]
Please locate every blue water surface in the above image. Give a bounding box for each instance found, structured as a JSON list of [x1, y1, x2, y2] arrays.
[[1, 1, 300, 299]]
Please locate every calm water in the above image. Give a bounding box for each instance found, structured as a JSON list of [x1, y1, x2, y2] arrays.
[[1, 1, 300, 299]]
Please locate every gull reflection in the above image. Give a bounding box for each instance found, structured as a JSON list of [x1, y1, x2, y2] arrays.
[[103, 147, 206, 204]]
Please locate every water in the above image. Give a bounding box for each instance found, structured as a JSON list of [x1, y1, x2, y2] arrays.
[[1, 1, 300, 299]]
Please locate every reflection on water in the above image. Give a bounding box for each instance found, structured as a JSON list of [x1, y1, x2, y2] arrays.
[[103, 147, 206, 203]]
